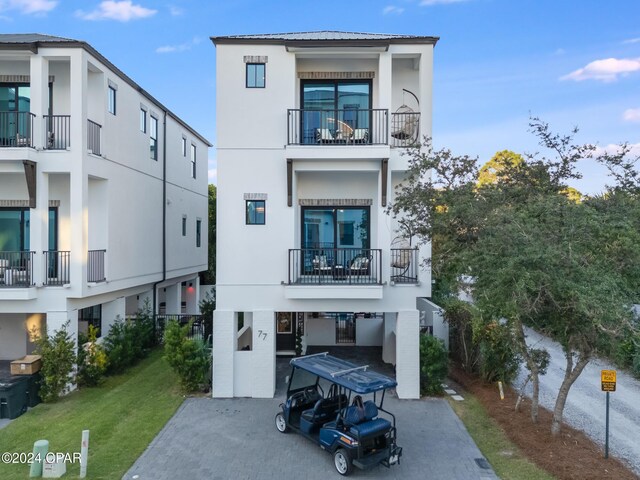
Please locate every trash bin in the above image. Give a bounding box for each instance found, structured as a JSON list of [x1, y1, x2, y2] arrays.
[[0, 376, 29, 419], [24, 372, 41, 408]]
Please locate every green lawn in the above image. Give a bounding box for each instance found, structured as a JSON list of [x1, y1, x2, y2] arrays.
[[447, 393, 556, 480], [0, 349, 184, 479]]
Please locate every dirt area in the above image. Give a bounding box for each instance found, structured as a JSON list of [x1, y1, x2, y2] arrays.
[[449, 366, 639, 480]]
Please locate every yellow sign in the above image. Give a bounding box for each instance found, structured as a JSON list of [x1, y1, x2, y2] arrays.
[[601, 370, 616, 392]]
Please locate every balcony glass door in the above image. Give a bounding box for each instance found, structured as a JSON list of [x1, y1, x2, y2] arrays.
[[0, 84, 30, 146]]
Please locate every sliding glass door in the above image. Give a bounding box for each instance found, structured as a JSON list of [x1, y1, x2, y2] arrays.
[[0, 84, 31, 146]]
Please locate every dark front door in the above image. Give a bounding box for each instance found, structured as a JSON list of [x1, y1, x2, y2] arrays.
[[276, 312, 297, 352], [335, 313, 356, 344]]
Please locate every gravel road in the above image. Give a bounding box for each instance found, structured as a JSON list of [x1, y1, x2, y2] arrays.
[[516, 328, 640, 477]]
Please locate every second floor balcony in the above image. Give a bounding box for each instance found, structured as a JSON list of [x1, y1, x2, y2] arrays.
[[286, 109, 420, 148]]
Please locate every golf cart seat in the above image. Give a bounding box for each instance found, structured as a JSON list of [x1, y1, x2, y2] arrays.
[[344, 401, 391, 438], [301, 394, 348, 433]]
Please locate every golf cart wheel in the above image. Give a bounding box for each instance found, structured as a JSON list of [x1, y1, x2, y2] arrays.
[[275, 412, 289, 433], [334, 448, 353, 476]]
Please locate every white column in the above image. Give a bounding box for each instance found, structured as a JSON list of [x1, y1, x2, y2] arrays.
[[418, 47, 434, 140], [251, 310, 275, 398], [31, 169, 49, 286], [395, 309, 420, 399], [378, 51, 393, 111], [382, 312, 397, 365], [164, 283, 181, 314], [29, 54, 49, 148], [212, 310, 236, 398], [47, 309, 78, 352], [185, 276, 199, 314], [102, 297, 125, 335]]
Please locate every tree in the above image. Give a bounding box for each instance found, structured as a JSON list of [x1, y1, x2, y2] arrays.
[[202, 184, 216, 285], [477, 150, 524, 187], [391, 119, 639, 435]]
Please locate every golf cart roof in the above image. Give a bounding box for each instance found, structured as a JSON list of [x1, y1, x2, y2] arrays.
[[290, 353, 397, 394]]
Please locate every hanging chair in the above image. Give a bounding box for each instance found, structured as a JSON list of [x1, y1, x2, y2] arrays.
[[390, 236, 416, 282], [391, 89, 419, 144]]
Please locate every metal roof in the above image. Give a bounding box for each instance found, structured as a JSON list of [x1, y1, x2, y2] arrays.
[[290, 353, 397, 394], [212, 30, 439, 46], [0, 34, 211, 146]]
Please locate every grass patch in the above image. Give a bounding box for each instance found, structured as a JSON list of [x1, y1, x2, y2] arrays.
[[0, 349, 184, 479], [447, 392, 556, 480]]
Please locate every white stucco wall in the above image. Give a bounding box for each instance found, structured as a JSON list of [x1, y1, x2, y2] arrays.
[[0, 314, 27, 360]]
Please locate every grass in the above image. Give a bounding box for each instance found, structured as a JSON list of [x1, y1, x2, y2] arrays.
[[0, 349, 184, 479], [447, 391, 556, 480]]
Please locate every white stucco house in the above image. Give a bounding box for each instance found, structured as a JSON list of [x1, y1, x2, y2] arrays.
[[0, 34, 210, 361], [211, 31, 442, 399]]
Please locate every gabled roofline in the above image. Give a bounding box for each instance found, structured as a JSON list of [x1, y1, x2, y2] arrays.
[[211, 36, 439, 48], [0, 39, 212, 147]]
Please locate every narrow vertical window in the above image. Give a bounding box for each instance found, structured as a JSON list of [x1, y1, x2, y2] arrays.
[[182, 136, 187, 157], [140, 108, 147, 133], [246, 63, 265, 88], [150, 116, 158, 160], [190, 144, 196, 179], [182, 216, 187, 236], [246, 200, 266, 225], [108, 86, 116, 115], [196, 219, 202, 247]]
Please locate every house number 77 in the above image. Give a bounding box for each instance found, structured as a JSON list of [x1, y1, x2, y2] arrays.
[[258, 330, 267, 341]]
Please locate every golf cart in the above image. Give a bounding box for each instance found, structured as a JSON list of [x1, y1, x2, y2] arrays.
[[275, 353, 402, 476]]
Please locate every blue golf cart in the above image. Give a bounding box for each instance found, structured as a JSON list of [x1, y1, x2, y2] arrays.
[[275, 353, 402, 476]]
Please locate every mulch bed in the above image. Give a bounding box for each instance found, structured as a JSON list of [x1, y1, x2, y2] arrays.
[[449, 365, 639, 480]]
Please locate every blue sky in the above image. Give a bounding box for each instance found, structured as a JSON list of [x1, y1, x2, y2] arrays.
[[3, 0, 639, 194]]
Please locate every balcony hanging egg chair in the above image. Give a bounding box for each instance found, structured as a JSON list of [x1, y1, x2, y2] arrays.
[[391, 89, 419, 144]]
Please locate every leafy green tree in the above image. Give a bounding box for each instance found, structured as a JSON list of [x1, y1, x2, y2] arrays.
[[32, 321, 76, 402], [163, 320, 211, 392], [419, 334, 448, 395], [202, 184, 217, 285], [477, 150, 524, 187]]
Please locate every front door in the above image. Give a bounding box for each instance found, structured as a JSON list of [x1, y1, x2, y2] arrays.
[[335, 313, 356, 344], [276, 312, 297, 352]]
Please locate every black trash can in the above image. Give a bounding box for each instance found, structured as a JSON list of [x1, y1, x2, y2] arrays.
[[0, 376, 29, 419], [24, 373, 41, 408]]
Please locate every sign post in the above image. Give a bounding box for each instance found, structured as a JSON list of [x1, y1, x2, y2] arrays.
[[601, 370, 616, 459]]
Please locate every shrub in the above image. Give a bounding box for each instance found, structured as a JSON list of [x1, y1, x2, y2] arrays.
[[103, 317, 136, 374], [77, 324, 108, 387], [32, 321, 76, 403], [419, 334, 448, 395], [474, 319, 521, 385], [442, 298, 480, 373], [164, 320, 211, 392]]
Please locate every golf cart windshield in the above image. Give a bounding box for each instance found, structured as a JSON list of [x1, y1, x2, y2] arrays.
[[289, 367, 318, 392]]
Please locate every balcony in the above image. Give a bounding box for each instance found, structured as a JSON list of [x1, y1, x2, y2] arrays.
[[287, 109, 388, 146], [0, 251, 35, 287], [44, 250, 70, 286], [87, 249, 106, 283], [390, 248, 419, 284], [288, 248, 382, 285], [0, 111, 35, 148], [87, 119, 101, 155], [390, 111, 420, 148], [43, 115, 71, 150]]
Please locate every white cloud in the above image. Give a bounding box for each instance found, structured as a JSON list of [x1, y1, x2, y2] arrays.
[[208, 167, 217, 185], [156, 37, 201, 54], [382, 5, 404, 15], [168, 5, 183, 16], [593, 142, 640, 158], [560, 57, 640, 82], [0, 0, 57, 14], [76, 1, 156, 21], [623, 108, 640, 123], [622, 37, 640, 44], [420, 0, 470, 5]]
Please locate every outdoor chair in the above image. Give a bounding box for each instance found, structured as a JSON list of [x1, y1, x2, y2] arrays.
[[352, 128, 369, 144], [315, 128, 335, 144]]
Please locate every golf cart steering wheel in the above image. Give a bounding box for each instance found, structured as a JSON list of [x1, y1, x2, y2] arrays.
[[303, 386, 317, 402]]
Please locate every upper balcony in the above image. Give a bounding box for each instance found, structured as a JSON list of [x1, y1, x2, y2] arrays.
[[286, 109, 419, 148]]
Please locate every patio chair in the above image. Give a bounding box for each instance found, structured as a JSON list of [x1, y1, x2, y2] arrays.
[[352, 128, 369, 144], [312, 254, 332, 277], [390, 236, 416, 282], [348, 255, 370, 276], [315, 128, 335, 144]]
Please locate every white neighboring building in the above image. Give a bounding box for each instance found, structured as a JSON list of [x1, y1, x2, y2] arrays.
[[0, 34, 210, 359], [211, 31, 439, 399]]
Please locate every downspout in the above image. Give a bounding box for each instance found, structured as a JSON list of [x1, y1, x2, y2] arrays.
[[152, 110, 168, 317]]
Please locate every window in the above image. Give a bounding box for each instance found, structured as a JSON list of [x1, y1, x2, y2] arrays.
[[246, 200, 266, 225], [108, 86, 116, 115], [182, 216, 187, 236], [302, 207, 370, 250], [196, 219, 202, 247], [150, 116, 158, 160], [190, 144, 196, 179], [140, 108, 147, 133], [181, 136, 187, 157], [246, 63, 265, 88]]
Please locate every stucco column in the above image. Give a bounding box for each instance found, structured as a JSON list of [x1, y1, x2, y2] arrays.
[[382, 312, 397, 365], [29, 54, 49, 148], [418, 47, 434, 140], [212, 310, 236, 398], [102, 296, 125, 336], [251, 309, 275, 398], [395, 309, 420, 399], [164, 283, 181, 315], [31, 169, 49, 286], [185, 276, 199, 314]]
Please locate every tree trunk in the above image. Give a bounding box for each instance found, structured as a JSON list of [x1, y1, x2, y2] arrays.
[[513, 318, 540, 422], [551, 350, 590, 436]]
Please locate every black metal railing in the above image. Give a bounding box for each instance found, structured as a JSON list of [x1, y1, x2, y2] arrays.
[[390, 112, 420, 147], [43, 115, 71, 150], [87, 119, 101, 155], [87, 249, 106, 283], [0, 251, 35, 287], [44, 250, 70, 286], [287, 109, 388, 146], [288, 248, 382, 285], [154, 314, 211, 344], [0, 111, 35, 148], [335, 313, 356, 344], [390, 248, 419, 284]]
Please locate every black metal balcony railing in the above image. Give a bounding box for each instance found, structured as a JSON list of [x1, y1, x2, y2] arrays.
[[288, 248, 382, 285], [87, 119, 101, 155], [0, 111, 35, 148], [0, 251, 35, 287], [154, 314, 211, 344], [390, 112, 420, 147], [390, 248, 419, 284], [287, 109, 388, 146], [43, 115, 71, 150], [44, 250, 70, 286], [87, 249, 106, 283]]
